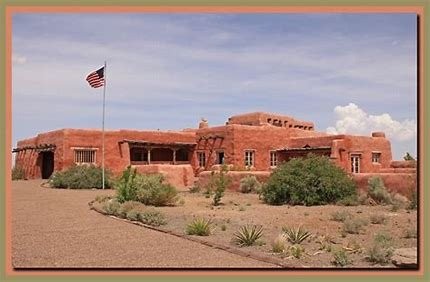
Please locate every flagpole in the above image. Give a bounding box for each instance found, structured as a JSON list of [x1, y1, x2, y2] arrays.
[[102, 61, 106, 189]]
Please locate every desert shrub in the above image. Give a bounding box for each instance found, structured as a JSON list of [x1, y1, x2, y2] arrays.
[[271, 234, 287, 253], [221, 224, 227, 231], [239, 175, 262, 193], [342, 218, 367, 234], [332, 249, 352, 267], [49, 164, 112, 189], [135, 174, 179, 206], [116, 167, 178, 206], [316, 235, 333, 252], [95, 195, 111, 203], [282, 225, 312, 244], [205, 165, 231, 206], [118, 201, 142, 218], [102, 199, 121, 215], [186, 218, 212, 236], [370, 213, 388, 225], [126, 209, 140, 221], [12, 166, 25, 180], [138, 209, 167, 226], [408, 190, 417, 210], [367, 233, 394, 265], [367, 176, 392, 204], [330, 210, 352, 222], [289, 244, 305, 259], [233, 225, 264, 247], [261, 154, 357, 206], [116, 166, 139, 203], [336, 195, 359, 206]]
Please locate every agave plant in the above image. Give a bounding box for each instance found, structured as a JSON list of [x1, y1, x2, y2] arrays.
[[185, 218, 213, 236], [282, 225, 312, 244], [233, 224, 264, 247]]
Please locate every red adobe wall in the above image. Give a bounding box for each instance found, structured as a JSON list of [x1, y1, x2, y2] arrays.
[[228, 125, 328, 171], [353, 173, 417, 198], [286, 133, 392, 173], [226, 112, 315, 129], [15, 129, 65, 179], [197, 171, 271, 192], [133, 164, 195, 190], [15, 128, 196, 179], [63, 129, 196, 175]]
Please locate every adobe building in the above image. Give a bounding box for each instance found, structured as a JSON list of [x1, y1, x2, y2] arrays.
[[13, 112, 416, 195]]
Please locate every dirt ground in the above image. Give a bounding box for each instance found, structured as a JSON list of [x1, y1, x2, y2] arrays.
[[95, 190, 418, 268], [11, 180, 277, 268]]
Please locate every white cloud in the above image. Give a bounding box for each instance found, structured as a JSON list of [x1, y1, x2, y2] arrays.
[[326, 103, 416, 141], [12, 54, 26, 64]]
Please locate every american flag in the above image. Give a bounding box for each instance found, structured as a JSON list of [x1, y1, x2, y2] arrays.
[[86, 66, 105, 88]]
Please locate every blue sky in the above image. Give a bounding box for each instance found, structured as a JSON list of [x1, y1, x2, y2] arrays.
[[12, 13, 417, 159]]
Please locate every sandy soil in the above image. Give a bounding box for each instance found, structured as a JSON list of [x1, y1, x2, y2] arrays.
[[11, 180, 277, 268], [113, 190, 418, 268]]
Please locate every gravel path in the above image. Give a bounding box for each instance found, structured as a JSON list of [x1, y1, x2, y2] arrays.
[[12, 180, 277, 268]]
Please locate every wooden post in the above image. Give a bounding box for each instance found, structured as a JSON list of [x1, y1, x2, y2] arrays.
[[173, 149, 177, 165]]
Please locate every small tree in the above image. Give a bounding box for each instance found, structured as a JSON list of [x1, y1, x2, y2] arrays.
[[206, 164, 231, 206], [261, 154, 357, 206], [403, 152, 415, 161]]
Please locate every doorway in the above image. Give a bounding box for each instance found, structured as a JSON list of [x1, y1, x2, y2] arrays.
[[41, 151, 54, 179], [350, 154, 361, 173]]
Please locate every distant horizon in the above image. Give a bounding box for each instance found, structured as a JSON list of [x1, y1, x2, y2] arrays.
[[12, 13, 417, 160]]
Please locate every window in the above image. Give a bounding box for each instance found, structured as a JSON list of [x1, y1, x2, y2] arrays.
[[372, 152, 381, 163], [244, 150, 255, 167], [350, 154, 360, 173], [217, 151, 225, 165], [198, 152, 206, 167], [74, 149, 96, 164], [270, 151, 278, 167], [130, 147, 148, 162]]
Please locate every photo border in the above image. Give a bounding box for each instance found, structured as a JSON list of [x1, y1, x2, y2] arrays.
[[1, 1, 427, 281]]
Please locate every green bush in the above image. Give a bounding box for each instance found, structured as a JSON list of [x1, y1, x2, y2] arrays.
[[367, 176, 392, 204], [116, 166, 139, 203], [261, 154, 357, 206], [115, 167, 178, 206], [239, 175, 262, 193], [205, 165, 231, 206], [102, 199, 121, 215], [138, 209, 167, 226], [12, 166, 26, 180], [135, 174, 178, 206], [367, 233, 394, 265], [118, 201, 142, 218], [49, 165, 112, 189]]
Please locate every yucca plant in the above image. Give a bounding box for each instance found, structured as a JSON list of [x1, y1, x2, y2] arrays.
[[282, 225, 312, 244], [233, 224, 264, 247], [185, 218, 213, 236]]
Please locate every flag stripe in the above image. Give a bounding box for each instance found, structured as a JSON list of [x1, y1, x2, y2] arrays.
[[86, 66, 105, 88]]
